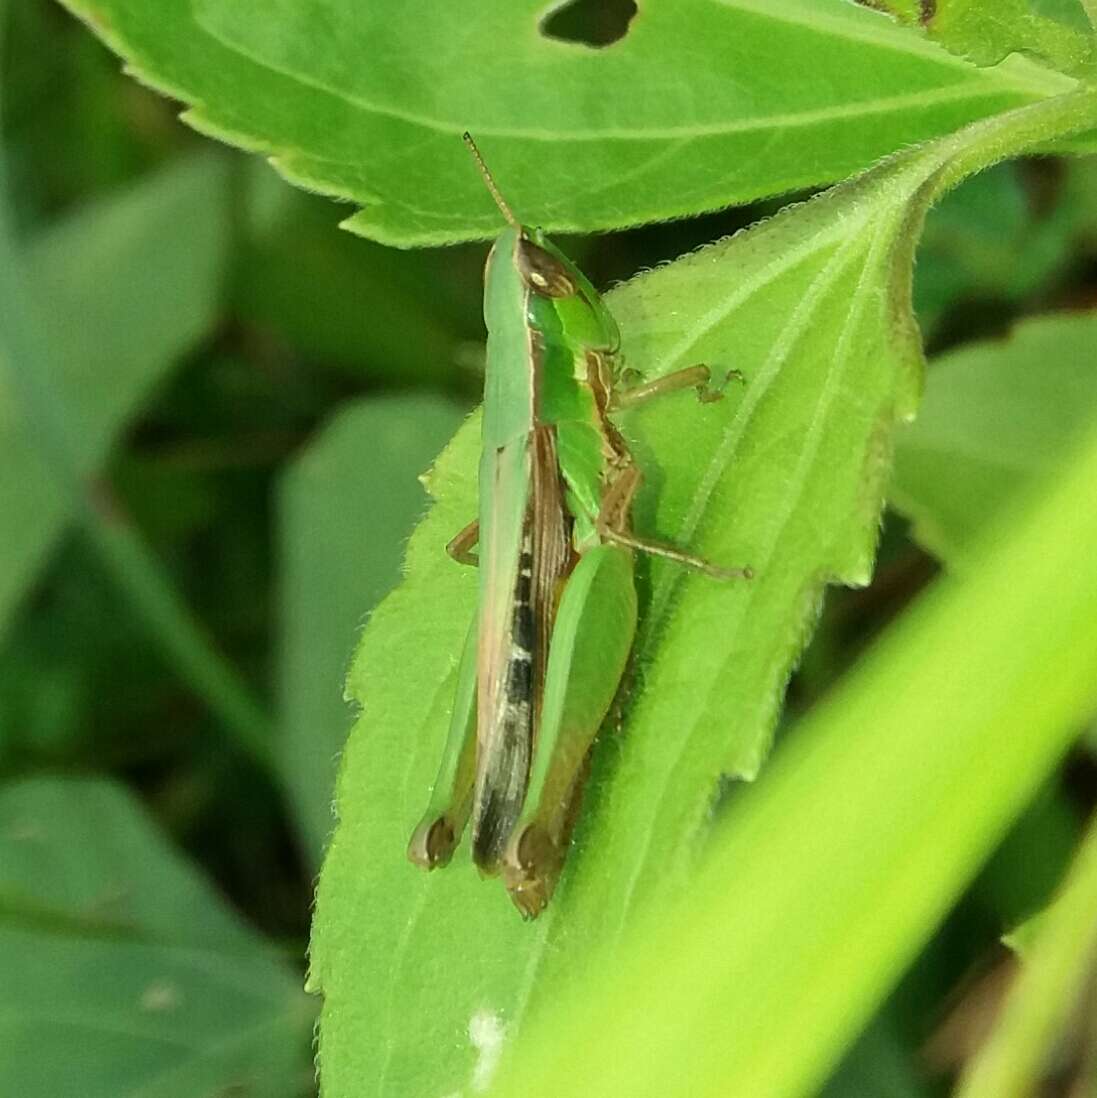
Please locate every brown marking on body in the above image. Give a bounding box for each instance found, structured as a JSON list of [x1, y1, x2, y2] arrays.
[[516, 238, 578, 298]]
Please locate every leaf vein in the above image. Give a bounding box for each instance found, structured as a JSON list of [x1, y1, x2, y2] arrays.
[[612, 227, 875, 938]]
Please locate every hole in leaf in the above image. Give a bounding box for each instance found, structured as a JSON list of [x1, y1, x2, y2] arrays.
[[540, 0, 638, 48]]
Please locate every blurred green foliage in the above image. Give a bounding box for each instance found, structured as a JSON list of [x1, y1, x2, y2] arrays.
[[0, 1, 1096, 1097]]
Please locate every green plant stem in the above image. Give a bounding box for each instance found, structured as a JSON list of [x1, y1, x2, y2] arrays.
[[0, 189, 277, 784], [928, 85, 1097, 198], [957, 813, 1097, 1098]]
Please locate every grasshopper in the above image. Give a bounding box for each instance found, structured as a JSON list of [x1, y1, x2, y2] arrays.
[[407, 135, 751, 918]]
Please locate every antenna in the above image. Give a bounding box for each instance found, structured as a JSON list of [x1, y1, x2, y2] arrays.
[[463, 132, 519, 229]]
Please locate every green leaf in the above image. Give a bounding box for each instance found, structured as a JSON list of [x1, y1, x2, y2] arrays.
[[0, 777, 314, 1098], [1003, 911, 1047, 955], [2, 0, 166, 221], [56, 0, 1075, 245], [487, 399, 1097, 1098], [819, 1016, 931, 1098], [853, 0, 922, 23], [309, 88, 1097, 1098], [0, 150, 270, 773], [925, 0, 1096, 73], [891, 310, 1097, 565], [866, 0, 1097, 73], [958, 812, 1097, 1097], [1062, 151, 1097, 235], [974, 782, 1081, 929], [232, 165, 483, 383], [277, 394, 467, 865], [1033, 0, 1096, 34], [0, 155, 229, 639], [913, 163, 1080, 333]]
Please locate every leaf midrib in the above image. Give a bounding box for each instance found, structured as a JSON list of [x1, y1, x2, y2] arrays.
[[189, 1, 1069, 144]]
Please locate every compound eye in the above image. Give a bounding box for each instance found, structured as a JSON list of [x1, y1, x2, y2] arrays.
[[515, 238, 577, 298]]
